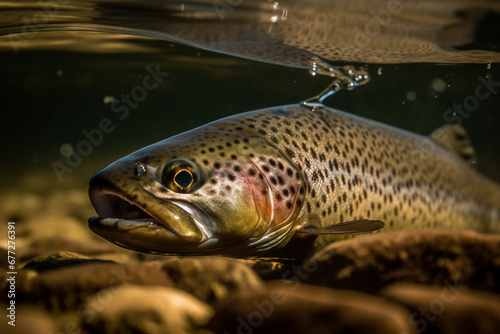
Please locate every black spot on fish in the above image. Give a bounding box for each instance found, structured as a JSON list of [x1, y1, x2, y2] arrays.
[[305, 159, 311, 169], [310, 148, 318, 159], [311, 171, 318, 182]]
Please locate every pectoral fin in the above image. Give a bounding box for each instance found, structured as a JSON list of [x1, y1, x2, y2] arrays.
[[297, 219, 385, 235]]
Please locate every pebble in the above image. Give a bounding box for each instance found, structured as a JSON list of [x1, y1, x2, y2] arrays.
[[23, 251, 113, 272], [302, 229, 500, 293], [19, 237, 122, 262], [0, 306, 57, 334], [207, 282, 416, 334], [84, 285, 214, 334], [380, 283, 500, 334], [19, 262, 173, 310], [161, 257, 264, 305]]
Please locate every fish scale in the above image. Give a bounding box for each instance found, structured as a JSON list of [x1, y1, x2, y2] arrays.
[[88, 103, 500, 257]]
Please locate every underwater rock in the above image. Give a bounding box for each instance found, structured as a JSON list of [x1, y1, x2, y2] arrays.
[[303, 229, 500, 294], [21, 262, 173, 310], [20, 237, 119, 263], [21, 214, 96, 241], [23, 251, 114, 272], [0, 269, 38, 297], [206, 282, 416, 334], [380, 283, 500, 334], [161, 257, 264, 305], [0, 305, 57, 334], [84, 285, 214, 334]]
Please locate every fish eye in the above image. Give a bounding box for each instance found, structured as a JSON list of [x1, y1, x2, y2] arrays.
[[162, 159, 199, 193]]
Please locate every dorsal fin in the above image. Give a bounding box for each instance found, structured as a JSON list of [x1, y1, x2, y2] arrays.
[[430, 124, 477, 166]]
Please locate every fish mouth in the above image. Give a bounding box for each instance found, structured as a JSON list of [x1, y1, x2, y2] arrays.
[[88, 190, 216, 254], [89, 193, 162, 226]]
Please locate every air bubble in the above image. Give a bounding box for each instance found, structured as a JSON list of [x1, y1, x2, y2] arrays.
[[406, 90, 416, 101], [431, 78, 447, 92], [103, 96, 116, 104]]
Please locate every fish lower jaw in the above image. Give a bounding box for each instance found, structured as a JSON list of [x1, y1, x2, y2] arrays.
[[88, 216, 168, 231]]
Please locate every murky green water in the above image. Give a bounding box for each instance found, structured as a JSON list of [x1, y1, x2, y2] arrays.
[[1, 0, 499, 194]]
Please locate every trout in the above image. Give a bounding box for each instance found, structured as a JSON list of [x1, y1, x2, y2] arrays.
[[88, 103, 500, 257]]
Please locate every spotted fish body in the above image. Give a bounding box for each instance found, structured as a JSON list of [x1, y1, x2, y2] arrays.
[[88, 104, 500, 257]]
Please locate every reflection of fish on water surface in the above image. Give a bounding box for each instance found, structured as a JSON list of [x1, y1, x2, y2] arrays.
[[88, 103, 500, 258], [2, 0, 500, 82], [91, 0, 500, 65]]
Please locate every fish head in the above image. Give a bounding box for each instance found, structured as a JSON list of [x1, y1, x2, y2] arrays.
[[88, 122, 305, 257]]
